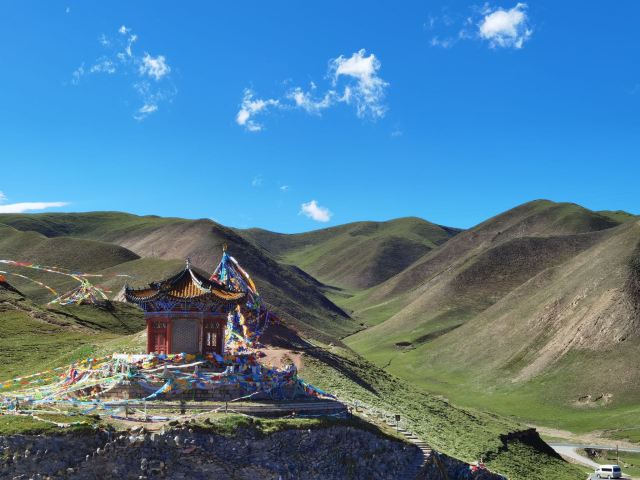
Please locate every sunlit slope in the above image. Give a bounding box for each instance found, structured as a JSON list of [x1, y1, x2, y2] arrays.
[[0, 284, 144, 379], [343, 200, 631, 333], [0, 213, 357, 341], [0, 223, 140, 302], [343, 202, 640, 429], [0, 223, 139, 270], [0, 282, 581, 479], [241, 217, 460, 290], [398, 220, 640, 405]]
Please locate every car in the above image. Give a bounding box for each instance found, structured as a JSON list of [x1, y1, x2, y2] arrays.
[[594, 464, 622, 479]]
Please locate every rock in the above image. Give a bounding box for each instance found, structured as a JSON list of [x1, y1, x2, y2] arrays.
[[0, 423, 440, 479]]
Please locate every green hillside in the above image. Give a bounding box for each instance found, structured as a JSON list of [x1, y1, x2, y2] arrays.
[[0, 283, 582, 479], [0, 213, 357, 341], [0, 204, 614, 479], [299, 343, 583, 480], [0, 285, 143, 378], [341, 201, 640, 434], [0, 223, 138, 271], [241, 217, 459, 290]]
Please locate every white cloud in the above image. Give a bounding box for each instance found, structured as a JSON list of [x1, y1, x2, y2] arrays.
[[139, 53, 171, 81], [71, 64, 85, 85], [73, 25, 175, 121], [98, 34, 110, 47], [300, 200, 332, 222], [89, 58, 116, 74], [287, 87, 335, 115], [236, 49, 389, 130], [427, 3, 532, 49], [251, 175, 263, 187], [430, 36, 453, 48], [329, 49, 388, 119], [279, 185, 289, 192], [236, 89, 280, 132], [0, 202, 69, 214], [117, 25, 137, 58], [479, 3, 532, 49], [0, 191, 7, 203], [134, 103, 159, 121]]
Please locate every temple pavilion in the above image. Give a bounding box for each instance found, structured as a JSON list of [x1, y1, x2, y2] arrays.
[[124, 250, 265, 356]]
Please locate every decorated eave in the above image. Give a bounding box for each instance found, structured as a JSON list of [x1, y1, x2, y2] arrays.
[[124, 259, 247, 305]]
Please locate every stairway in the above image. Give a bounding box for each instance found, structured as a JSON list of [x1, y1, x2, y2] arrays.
[[341, 399, 433, 479], [385, 419, 432, 479]]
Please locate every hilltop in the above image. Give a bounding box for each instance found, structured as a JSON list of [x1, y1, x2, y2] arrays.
[[241, 217, 460, 290], [341, 200, 640, 435], [0, 212, 354, 341]]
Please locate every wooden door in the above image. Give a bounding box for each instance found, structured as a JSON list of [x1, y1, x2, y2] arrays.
[[202, 319, 223, 355], [148, 319, 168, 354]]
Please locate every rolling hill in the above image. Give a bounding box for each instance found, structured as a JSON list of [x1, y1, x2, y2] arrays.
[[241, 217, 460, 290], [342, 200, 640, 432], [1, 201, 638, 468], [0, 213, 355, 341], [1, 202, 624, 479]]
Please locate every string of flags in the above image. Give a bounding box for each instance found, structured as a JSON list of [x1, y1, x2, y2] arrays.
[[0, 352, 335, 413], [0, 259, 130, 305], [211, 250, 272, 351]]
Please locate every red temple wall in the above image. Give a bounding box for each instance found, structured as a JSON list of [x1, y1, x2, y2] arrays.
[[145, 313, 226, 355]]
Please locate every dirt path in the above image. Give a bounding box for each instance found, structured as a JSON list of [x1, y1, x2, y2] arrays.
[[259, 347, 303, 370], [534, 425, 639, 450]]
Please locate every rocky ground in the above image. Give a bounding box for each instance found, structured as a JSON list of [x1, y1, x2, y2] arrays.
[[1, 423, 422, 479]]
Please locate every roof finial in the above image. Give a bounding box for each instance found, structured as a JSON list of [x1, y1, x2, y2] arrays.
[[222, 243, 228, 253], [186, 257, 191, 269]]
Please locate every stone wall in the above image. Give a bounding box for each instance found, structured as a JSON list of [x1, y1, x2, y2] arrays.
[[0, 423, 421, 479]]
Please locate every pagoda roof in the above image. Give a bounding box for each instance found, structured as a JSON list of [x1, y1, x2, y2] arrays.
[[124, 260, 247, 304]]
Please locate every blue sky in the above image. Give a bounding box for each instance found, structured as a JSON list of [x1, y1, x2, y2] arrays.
[[0, 1, 638, 232]]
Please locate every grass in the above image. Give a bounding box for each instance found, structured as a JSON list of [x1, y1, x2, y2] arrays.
[[190, 413, 405, 442], [0, 213, 359, 344], [0, 202, 636, 477], [298, 342, 584, 480], [337, 216, 640, 443], [608, 428, 640, 445], [242, 217, 458, 290], [0, 310, 121, 380], [0, 413, 98, 435]]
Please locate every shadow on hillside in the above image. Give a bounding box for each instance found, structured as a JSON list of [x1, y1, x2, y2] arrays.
[[304, 347, 379, 395], [262, 322, 378, 395]]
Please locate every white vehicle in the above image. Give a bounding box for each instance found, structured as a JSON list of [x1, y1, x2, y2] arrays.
[[594, 464, 622, 479]]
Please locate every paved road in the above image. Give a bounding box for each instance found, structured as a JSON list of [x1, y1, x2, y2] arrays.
[[549, 443, 639, 479], [550, 445, 600, 469]]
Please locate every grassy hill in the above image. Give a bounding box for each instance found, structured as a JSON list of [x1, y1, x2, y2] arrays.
[[341, 200, 640, 434], [0, 284, 144, 378], [0, 213, 357, 341], [241, 217, 459, 290], [0, 204, 612, 479], [0, 283, 583, 479]]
